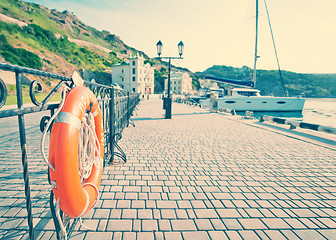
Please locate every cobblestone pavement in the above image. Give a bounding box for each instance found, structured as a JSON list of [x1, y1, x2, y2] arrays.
[[0, 97, 335, 239]]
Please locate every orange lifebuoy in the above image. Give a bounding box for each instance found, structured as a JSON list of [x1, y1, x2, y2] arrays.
[[49, 86, 104, 218]]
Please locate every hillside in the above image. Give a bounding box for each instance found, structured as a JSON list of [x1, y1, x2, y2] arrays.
[[0, 0, 147, 81], [196, 65, 336, 97]]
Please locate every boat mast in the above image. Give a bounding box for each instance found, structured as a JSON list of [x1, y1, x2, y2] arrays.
[[263, 0, 287, 96], [252, 0, 259, 88]]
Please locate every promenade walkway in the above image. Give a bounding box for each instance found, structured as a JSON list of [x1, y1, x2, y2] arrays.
[[0, 96, 335, 239]]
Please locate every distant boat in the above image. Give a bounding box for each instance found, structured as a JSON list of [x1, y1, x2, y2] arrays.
[[199, 0, 305, 112], [200, 87, 305, 111]]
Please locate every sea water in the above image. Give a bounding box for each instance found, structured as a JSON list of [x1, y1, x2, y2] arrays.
[[302, 98, 336, 128]]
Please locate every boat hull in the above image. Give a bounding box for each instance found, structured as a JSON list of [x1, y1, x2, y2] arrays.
[[201, 96, 305, 112]]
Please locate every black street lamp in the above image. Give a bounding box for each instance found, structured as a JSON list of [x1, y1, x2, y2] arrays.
[[156, 40, 184, 119]]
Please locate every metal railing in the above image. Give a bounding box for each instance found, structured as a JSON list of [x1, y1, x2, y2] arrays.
[[0, 62, 139, 239]]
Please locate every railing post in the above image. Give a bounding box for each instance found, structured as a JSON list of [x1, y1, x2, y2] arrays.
[[127, 92, 130, 124], [109, 87, 115, 163], [15, 71, 34, 240]]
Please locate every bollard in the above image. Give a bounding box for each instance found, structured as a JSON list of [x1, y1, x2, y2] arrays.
[[210, 92, 218, 113]]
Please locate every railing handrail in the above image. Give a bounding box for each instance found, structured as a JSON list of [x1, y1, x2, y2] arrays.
[[0, 62, 71, 81]]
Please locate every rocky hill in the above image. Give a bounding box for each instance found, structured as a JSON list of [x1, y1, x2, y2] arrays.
[[0, 0, 147, 83]]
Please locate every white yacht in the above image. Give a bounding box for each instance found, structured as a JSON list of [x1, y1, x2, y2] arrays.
[[199, 0, 305, 112], [201, 87, 305, 112]]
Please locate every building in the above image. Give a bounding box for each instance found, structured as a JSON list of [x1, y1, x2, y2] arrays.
[[111, 55, 155, 94], [164, 71, 192, 95]]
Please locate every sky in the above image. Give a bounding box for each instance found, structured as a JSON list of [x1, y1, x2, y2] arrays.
[[25, 0, 336, 74]]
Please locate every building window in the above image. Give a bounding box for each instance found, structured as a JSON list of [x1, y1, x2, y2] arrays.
[[121, 77, 124, 81], [133, 77, 136, 81], [132, 61, 135, 66], [132, 68, 135, 74], [122, 69, 124, 73], [132, 88, 135, 92]]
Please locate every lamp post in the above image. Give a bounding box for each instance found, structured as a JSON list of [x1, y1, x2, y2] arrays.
[[156, 40, 184, 119]]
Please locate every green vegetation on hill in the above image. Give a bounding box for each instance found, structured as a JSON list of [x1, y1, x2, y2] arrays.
[[0, 19, 122, 71], [0, 33, 42, 68], [0, 0, 147, 75], [197, 65, 336, 97]]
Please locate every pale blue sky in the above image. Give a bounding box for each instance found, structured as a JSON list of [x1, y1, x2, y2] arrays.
[[26, 0, 336, 74]]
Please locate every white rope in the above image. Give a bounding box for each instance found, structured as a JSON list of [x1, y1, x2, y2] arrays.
[[41, 86, 69, 171], [78, 112, 103, 181]]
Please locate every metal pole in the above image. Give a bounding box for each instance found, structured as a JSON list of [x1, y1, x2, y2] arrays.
[[16, 71, 34, 240], [165, 57, 172, 119], [252, 0, 259, 87], [127, 91, 130, 124], [109, 87, 115, 163]]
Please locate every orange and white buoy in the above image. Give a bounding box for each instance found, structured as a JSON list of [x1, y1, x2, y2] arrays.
[[49, 86, 104, 218]]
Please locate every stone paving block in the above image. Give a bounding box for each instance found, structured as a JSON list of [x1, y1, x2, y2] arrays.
[[171, 219, 197, 231], [101, 200, 117, 209], [156, 200, 177, 209], [109, 209, 122, 219], [194, 209, 219, 219], [310, 218, 328, 228], [194, 219, 213, 231], [158, 219, 171, 231], [131, 200, 145, 209], [141, 220, 158, 231], [137, 209, 152, 219], [122, 232, 136, 240], [261, 218, 291, 229], [164, 232, 183, 240], [121, 209, 137, 219], [190, 200, 206, 209], [222, 219, 243, 230], [318, 229, 336, 240], [238, 219, 267, 230], [137, 232, 154, 240], [254, 230, 270, 239], [299, 218, 319, 228], [317, 217, 336, 228], [85, 232, 112, 240], [93, 209, 110, 219], [294, 229, 326, 240], [208, 231, 229, 240], [145, 200, 156, 209], [177, 200, 192, 209], [160, 209, 176, 219], [217, 209, 242, 218], [175, 209, 188, 219], [97, 219, 108, 231], [280, 230, 301, 240], [106, 220, 132, 231], [181, 231, 210, 240], [283, 218, 307, 229], [238, 230, 260, 240]]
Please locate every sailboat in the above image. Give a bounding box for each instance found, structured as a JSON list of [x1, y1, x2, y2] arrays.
[[200, 0, 305, 112]]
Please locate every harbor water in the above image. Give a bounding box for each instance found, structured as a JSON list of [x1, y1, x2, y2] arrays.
[[302, 98, 336, 128]]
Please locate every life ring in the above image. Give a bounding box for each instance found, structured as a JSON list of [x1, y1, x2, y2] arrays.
[[49, 86, 104, 218]]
